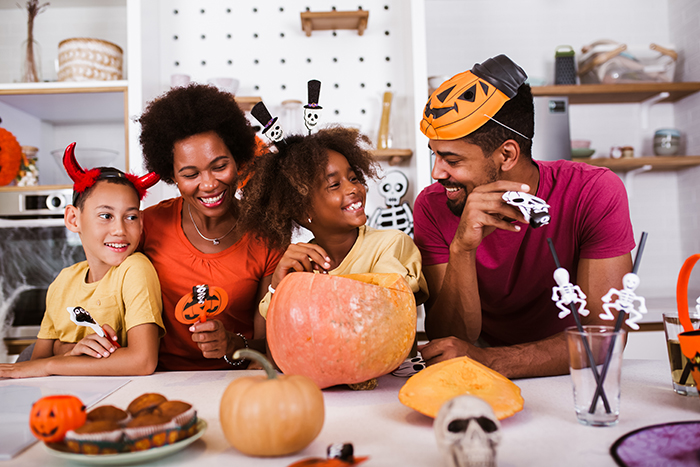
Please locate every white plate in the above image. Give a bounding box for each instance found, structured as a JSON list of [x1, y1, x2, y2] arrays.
[[44, 419, 207, 465]]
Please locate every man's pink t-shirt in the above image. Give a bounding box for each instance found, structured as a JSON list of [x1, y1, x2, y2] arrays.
[[414, 159, 635, 346]]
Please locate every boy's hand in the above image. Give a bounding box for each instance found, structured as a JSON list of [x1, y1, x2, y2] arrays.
[[0, 360, 50, 379], [69, 324, 119, 358], [271, 243, 332, 289]]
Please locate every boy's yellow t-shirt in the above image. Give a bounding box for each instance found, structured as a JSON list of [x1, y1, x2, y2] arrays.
[[259, 225, 428, 318], [37, 252, 165, 347]]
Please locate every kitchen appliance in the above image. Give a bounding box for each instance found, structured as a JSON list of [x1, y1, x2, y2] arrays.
[[531, 96, 572, 162], [0, 188, 85, 351]]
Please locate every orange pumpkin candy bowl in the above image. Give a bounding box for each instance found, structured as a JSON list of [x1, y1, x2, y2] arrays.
[[29, 395, 87, 444], [398, 356, 524, 420], [267, 272, 417, 389], [219, 349, 325, 457], [0, 128, 23, 186]]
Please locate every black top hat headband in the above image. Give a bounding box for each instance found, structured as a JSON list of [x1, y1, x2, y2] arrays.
[[251, 102, 285, 143], [63, 142, 160, 205]]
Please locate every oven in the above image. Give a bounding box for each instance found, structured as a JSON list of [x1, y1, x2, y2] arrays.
[[0, 188, 85, 358]]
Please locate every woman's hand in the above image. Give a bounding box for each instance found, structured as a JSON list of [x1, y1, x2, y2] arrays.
[[189, 320, 230, 359], [271, 243, 331, 288], [68, 324, 119, 358]]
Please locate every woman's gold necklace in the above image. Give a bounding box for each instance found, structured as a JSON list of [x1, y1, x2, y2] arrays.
[[187, 203, 236, 246]]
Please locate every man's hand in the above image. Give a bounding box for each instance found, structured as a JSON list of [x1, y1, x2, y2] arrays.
[[451, 181, 532, 253], [418, 337, 483, 366]]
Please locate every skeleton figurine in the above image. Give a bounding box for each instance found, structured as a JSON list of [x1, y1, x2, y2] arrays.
[[502, 191, 551, 228], [369, 171, 414, 238], [599, 272, 647, 330], [251, 101, 284, 143], [434, 395, 501, 467], [551, 267, 589, 319], [304, 79, 323, 134]]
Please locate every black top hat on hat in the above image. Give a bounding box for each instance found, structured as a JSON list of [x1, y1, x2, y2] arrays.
[[305, 79, 322, 109]]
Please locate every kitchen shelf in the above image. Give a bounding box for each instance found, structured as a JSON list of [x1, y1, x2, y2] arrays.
[[532, 82, 700, 104], [370, 148, 412, 166], [300, 10, 369, 37], [0, 184, 71, 192], [579, 155, 700, 172]]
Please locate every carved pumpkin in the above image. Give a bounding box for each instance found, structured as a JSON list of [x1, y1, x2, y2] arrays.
[[267, 272, 416, 389], [420, 54, 527, 140], [29, 395, 87, 443], [675, 254, 700, 385], [174, 284, 228, 324], [0, 128, 23, 186], [398, 356, 524, 420], [220, 349, 324, 457]]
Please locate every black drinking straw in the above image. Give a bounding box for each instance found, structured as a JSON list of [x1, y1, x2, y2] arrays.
[[588, 231, 648, 414], [548, 238, 611, 413]]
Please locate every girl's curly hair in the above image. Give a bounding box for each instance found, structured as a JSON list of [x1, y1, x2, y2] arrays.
[[137, 84, 257, 184], [239, 126, 378, 250]]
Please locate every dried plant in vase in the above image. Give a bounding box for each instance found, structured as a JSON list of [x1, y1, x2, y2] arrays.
[[19, 0, 49, 83]]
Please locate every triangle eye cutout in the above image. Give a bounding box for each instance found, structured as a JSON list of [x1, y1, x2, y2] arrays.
[[480, 81, 490, 95], [436, 86, 455, 103], [457, 84, 477, 103]]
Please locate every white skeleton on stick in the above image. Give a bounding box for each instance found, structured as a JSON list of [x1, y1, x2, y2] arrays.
[[551, 267, 589, 319], [599, 272, 647, 330]]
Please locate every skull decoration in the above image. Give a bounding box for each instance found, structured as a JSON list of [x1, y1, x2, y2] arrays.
[[304, 107, 322, 132], [379, 171, 408, 207], [434, 395, 501, 467], [251, 101, 285, 143]]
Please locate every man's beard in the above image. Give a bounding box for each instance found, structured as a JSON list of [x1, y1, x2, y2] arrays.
[[443, 160, 499, 217], [445, 189, 466, 216]]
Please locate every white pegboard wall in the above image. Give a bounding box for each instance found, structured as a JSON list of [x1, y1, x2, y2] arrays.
[[158, 0, 413, 147]]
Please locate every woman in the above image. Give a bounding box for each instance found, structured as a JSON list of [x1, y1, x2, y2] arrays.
[[138, 84, 282, 371]]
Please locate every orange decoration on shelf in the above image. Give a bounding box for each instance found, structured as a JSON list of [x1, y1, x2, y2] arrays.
[[29, 395, 87, 443], [0, 128, 23, 186], [174, 284, 228, 324]]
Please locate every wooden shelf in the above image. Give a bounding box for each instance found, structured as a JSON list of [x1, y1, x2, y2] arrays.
[[300, 10, 369, 37], [0, 80, 128, 95], [532, 82, 700, 104], [370, 148, 412, 166], [234, 96, 262, 112], [578, 155, 700, 172]]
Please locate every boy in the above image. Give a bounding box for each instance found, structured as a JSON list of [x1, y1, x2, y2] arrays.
[[0, 143, 164, 378]]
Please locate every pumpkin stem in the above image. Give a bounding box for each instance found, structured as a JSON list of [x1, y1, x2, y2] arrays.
[[232, 348, 278, 379]]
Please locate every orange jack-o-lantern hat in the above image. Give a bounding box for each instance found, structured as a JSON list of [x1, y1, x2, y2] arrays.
[[420, 54, 528, 140]]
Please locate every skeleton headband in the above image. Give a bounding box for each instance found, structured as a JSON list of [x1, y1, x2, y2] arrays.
[[420, 54, 528, 140], [63, 142, 160, 205]]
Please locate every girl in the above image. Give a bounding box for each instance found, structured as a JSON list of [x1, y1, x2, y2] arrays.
[[239, 126, 428, 318]]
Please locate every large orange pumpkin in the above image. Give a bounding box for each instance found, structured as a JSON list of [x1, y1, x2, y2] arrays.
[[0, 128, 23, 186], [220, 349, 324, 457], [398, 356, 524, 420], [267, 272, 416, 389], [29, 395, 87, 443]]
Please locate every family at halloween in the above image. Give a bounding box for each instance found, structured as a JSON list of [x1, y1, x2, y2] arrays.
[[0, 54, 635, 381]]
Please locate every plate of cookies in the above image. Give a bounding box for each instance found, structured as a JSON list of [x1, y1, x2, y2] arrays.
[[43, 393, 206, 465]]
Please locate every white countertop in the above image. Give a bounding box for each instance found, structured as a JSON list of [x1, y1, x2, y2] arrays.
[[3, 360, 698, 467]]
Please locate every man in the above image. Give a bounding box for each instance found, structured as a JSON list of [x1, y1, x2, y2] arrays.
[[414, 54, 635, 378]]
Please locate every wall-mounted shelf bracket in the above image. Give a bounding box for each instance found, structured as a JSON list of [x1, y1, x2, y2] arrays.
[[623, 164, 653, 199], [640, 91, 670, 130], [300, 10, 369, 37]]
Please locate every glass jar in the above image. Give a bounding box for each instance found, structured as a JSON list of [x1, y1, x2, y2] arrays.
[[654, 129, 681, 156], [281, 99, 304, 136]]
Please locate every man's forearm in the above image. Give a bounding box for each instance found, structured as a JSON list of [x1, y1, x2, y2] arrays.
[[425, 249, 482, 342], [475, 332, 570, 379]]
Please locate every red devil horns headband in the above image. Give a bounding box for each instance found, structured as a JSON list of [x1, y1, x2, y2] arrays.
[[63, 142, 160, 204]]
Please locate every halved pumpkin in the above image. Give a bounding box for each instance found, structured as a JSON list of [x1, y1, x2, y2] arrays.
[[267, 272, 416, 389], [398, 356, 524, 420]]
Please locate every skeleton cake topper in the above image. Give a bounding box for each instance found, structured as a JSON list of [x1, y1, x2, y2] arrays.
[[434, 395, 501, 467], [251, 101, 284, 143], [599, 272, 647, 330], [369, 170, 414, 238], [502, 191, 550, 228], [551, 267, 589, 319], [304, 79, 323, 134]]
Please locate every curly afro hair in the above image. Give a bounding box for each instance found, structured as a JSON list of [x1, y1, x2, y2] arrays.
[[138, 84, 257, 184], [239, 126, 379, 250]]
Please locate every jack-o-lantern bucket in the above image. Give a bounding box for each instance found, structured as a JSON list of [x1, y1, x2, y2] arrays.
[[267, 273, 416, 389], [29, 395, 87, 443], [677, 254, 700, 386]]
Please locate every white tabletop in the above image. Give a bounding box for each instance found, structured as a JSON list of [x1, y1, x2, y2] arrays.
[[3, 359, 699, 467]]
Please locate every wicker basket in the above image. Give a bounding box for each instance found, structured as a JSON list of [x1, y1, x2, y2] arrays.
[[58, 38, 123, 81]]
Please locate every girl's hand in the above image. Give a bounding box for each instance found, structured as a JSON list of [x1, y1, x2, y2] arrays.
[[69, 325, 119, 358], [189, 319, 229, 359], [271, 243, 331, 288], [0, 360, 50, 379]]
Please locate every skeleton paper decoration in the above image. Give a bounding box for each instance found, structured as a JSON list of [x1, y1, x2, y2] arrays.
[[502, 191, 551, 228], [391, 355, 426, 377], [434, 395, 501, 467], [599, 272, 647, 330], [304, 79, 323, 134], [369, 170, 414, 238], [551, 268, 589, 319]]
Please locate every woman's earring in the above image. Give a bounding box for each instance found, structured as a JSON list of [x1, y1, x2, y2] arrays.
[[307, 217, 312, 224]]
